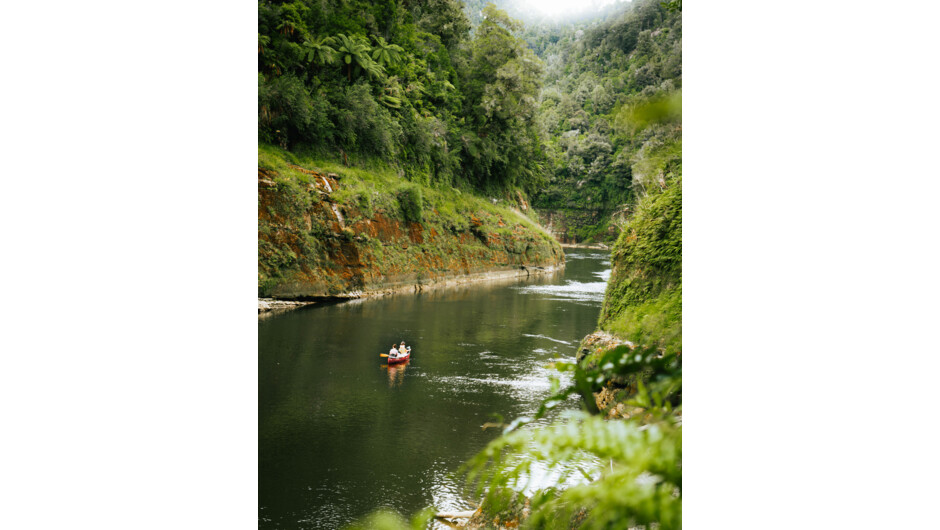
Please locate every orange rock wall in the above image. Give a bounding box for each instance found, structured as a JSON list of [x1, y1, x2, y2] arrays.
[[259, 166, 564, 299]]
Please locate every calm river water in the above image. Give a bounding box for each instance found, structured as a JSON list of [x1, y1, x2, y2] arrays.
[[258, 249, 610, 528]]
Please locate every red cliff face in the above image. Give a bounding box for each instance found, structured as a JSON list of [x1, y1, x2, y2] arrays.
[[259, 165, 564, 299]]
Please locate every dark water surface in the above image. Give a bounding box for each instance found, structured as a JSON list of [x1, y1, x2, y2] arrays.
[[259, 249, 610, 528]]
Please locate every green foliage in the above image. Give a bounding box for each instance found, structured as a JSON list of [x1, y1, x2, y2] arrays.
[[629, 130, 682, 198], [615, 91, 682, 130], [258, 74, 332, 149], [371, 36, 404, 67], [355, 190, 374, 217], [407, 0, 470, 49], [334, 33, 385, 81], [463, 343, 682, 529], [433, 196, 470, 232], [572, 217, 614, 244], [527, 0, 682, 241], [600, 178, 682, 331], [459, 4, 548, 192], [605, 285, 682, 355], [333, 83, 402, 157], [257, 0, 547, 194], [661, 0, 682, 13], [302, 35, 336, 65], [396, 183, 423, 223], [271, 174, 312, 217]]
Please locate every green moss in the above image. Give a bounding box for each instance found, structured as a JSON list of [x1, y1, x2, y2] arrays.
[[599, 177, 681, 353], [601, 180, 681, 317], [604, 285, 682, 355]]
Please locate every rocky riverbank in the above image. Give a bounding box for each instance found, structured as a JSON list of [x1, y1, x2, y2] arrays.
[[257, 263, 562, 315], [561, 242, 609, 250], [257, 298, 316, 314]]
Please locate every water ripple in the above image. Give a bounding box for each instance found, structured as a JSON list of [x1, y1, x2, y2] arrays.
[[514, 279, 608, 302], [521, 333, 573, 345]]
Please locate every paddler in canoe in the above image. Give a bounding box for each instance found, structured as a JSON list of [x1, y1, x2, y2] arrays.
[[387, 342, 411, 363], [383, 342, 412, 363]]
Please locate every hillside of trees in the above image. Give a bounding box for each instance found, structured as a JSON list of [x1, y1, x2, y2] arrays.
[[259, 0, 547, 194], [259, 0, 680, 245], [523, 0, 682, 242]]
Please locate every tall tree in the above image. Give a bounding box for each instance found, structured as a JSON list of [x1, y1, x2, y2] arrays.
[[461, 4, 545, 190]]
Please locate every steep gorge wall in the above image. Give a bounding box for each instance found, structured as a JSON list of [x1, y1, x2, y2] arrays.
[[538, 208, 620, 244], [259, 165, 565, 300]]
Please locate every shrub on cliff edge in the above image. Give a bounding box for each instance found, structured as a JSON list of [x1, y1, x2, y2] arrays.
[[396, 183, 423, 223]]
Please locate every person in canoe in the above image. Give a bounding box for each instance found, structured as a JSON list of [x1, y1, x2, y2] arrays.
[[399, 342, 411, 356], [389, 344, 399, 358]]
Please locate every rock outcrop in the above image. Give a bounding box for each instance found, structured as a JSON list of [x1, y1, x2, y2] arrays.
[[538, 208, 620, 244], [575, 330, 632, 364], [257, 298, 315, 314]]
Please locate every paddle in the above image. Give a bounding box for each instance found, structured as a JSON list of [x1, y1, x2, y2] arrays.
[[379, 353, 389, 357]]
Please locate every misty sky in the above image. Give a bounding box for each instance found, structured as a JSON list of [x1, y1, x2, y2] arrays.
[[515, 0, 624, 19]]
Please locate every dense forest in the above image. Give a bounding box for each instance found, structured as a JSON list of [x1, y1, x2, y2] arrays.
[[524, 1, 682, 241], [259, 0, 680, 243], [259, 0, 546, 193]]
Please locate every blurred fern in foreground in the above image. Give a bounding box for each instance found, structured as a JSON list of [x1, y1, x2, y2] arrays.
[[462, 344, 682, 529]]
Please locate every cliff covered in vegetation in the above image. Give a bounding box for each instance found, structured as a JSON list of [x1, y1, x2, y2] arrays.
[[597, 177, 681, 354], [258, 146, 563, 299], [525, 0, 682, 243]]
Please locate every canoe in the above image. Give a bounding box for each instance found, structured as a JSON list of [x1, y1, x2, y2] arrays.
[[388, 349, 411, 365]]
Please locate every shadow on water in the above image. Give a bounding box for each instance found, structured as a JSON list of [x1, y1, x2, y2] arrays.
[[258, 249, 610, 529]]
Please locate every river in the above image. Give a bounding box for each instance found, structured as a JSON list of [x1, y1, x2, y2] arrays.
[[258, 249, 611, 528]]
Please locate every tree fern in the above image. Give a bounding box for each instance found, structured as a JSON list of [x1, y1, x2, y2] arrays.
[[302, 36, 336, 66], [371, 36, 405, 68]]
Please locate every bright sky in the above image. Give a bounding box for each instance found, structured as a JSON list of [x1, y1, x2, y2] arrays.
[[516, 0, 621, 18]]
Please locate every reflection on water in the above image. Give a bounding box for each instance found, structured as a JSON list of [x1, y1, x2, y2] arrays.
[[510, 450, 603, 497], [385, 361, 410, 387], [520, 333, 574, 345], [259, 249, 610, 529], [513, 268, 610, 304]]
